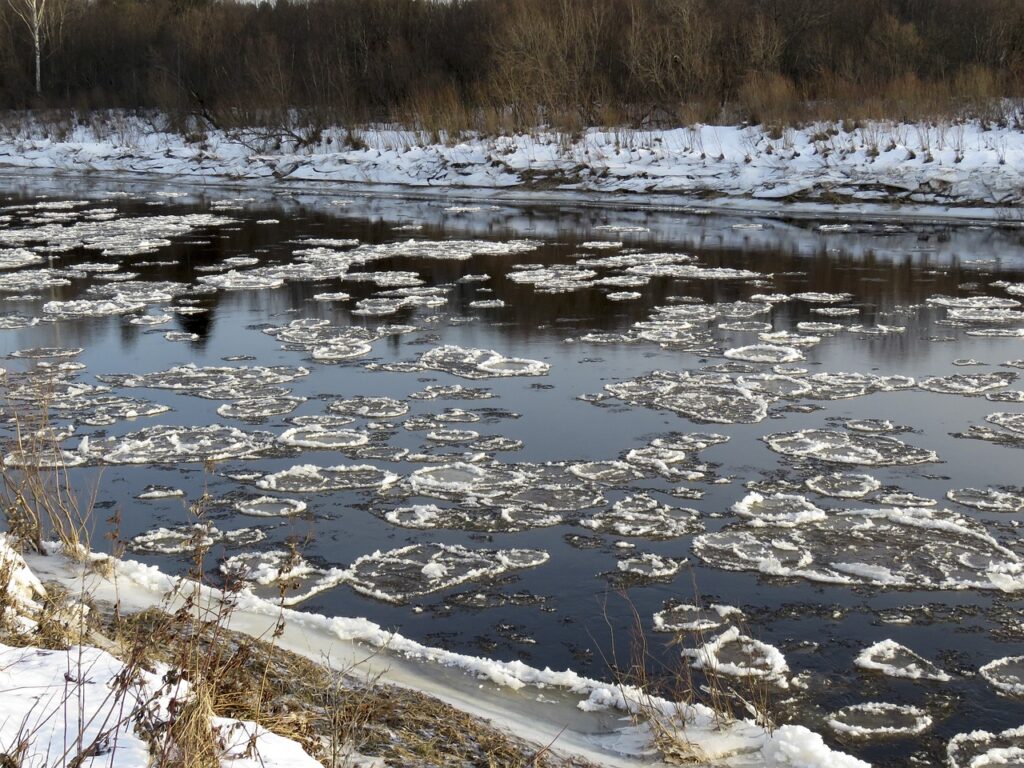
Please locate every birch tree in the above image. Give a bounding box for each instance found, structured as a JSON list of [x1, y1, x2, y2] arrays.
[[7, 0, 47, 95]]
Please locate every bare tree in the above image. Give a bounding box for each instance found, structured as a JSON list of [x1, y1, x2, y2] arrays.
[[7, 0, 47, 95]]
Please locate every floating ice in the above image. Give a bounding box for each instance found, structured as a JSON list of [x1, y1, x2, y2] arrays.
[[313, 291, 352, 302], [793, 292, 853, 303], [928, 295, 1020, 309], [233, 496, 308, 517], [102, 363, 309, 400], [947, 725, 1024, 768], [616, 552, 684, 579], [84, 425, 279, 464], [130, 524, 266, 554], [581, 494, 701, 538], [136, 485, 184, 500], [419, 345, 549, 379], [0, 314, 38, 330], [827, 703, 932, 738], [257, 463, 398, 492], [845, 418, 896, 433], [653, 603, 742, 633], [919, 372, 1016, 395], [569, 461, 641, 485], [606, 371, 769, 424], [764, 429, 938, 466], [0, 248, 42, 270], [9, 346, 82, 359], [263, 319, 377, 361], [855, 640, 950, 681], [220, 550, 345, 605], [409, 462, 525, 499], [947, 487, 1024, 512], [988, 412, 1024, 436], [980, 656, 1024, 697], [732, 492, 827, 526], [683, 627, 789, 686], [217, 396, 305, 422], [724, 345, 803, 364], [343, 543, 548, 603], [278, 426, 370, 449], [695, 506, 1024, 591], [328, 396, 408, 419], [805, 473, 881, 499]]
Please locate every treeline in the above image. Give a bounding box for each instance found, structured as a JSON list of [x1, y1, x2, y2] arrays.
[[2, 0, 1024, 131]]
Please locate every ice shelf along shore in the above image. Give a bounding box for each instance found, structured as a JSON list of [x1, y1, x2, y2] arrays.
[[14, 537, 868, 768], [2, 113, 1024, 220]]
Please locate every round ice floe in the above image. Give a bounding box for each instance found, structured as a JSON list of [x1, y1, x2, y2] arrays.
[[616, 553, 683, 579], [947, 487, 1024, 512], [980, 656, 1024, 697], [581, 494, 701, 539], [719, 321, 773, 332], [694, 506, 1024, 591], [624, 446, 691, 479], [425, 429, 479, 444], [257, 464, 399, 493], [855, 640, 950, 681], [409, 462, 524, 499], [804, 371, 914, 400], [569, 461, 641, 485], [343, 542, 548, 603], [233, 496, 308, 517], [827, 703, 932, 738], [278, 426, 369, 449], [724, 345, 803, 364], [419, 345, 549, 379], [653, 603, 742, 633], [129, 524, 265, 554], [947, 725, 1024, 768], [683, 627, 789, 686], [797, 321, 844, 334], [928, 295, 1021, 309], [919, 372, 1016, 395], [948, 307, 1024, 324], [845, 419, 896, 433], [760, 330, 821, 348], [606, 371, 769, 424], [217, 396, 305, 422], [793, 292, 853, 303], [732, 492, 827, 526], [327, 397, 408, 420], [220, 550, 345, 605], [764, 429, 937, 466], [85, 425, 278, 464], [806, 473, 881, 499]]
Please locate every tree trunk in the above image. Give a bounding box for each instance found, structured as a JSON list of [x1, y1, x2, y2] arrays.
[[33, 7, 40, 95]]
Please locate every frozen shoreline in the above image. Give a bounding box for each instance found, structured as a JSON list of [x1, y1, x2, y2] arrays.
[[19, 543, 867, 768], [1, 114, 1024, 226]]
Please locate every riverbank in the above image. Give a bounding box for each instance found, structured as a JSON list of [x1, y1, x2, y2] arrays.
[[0, 535, 868, 768], [1, 112, 1024, 226]]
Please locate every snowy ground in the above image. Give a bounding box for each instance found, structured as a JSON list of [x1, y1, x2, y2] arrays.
[[1, 113, 1024, 222]]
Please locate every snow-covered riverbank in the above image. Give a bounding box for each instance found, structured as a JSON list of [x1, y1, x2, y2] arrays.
[[1, 114, 1024, 222], [3, 536, 868, 768]]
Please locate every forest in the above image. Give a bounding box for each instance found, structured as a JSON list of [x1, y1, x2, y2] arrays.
[[1, 0, 1023, 132]]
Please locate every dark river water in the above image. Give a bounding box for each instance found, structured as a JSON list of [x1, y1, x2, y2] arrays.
[[2, 173, 1024, 765]]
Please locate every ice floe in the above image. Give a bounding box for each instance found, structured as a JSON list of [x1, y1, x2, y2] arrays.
[[854, 640, 951, 681]]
